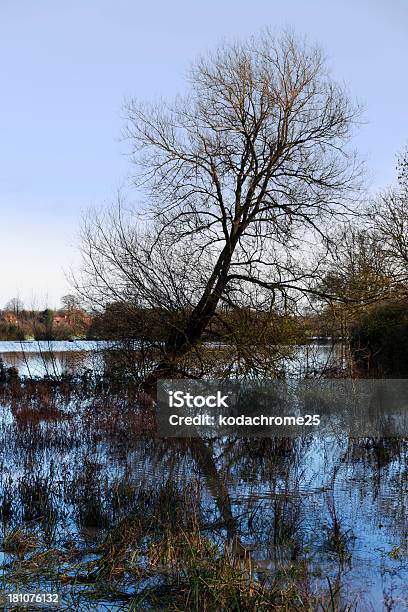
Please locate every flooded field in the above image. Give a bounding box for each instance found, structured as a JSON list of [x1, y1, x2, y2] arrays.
[[0, 340, 347, 380], [0, 343, 407, 610], [0, 341, 107, 379]]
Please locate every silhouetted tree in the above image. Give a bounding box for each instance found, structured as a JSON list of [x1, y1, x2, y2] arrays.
[[61, 294, 81, 312], [77, 31, 363, 384], [4, 297, 24, 315]]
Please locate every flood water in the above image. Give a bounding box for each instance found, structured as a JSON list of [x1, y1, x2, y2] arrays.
[[0, 340, 347, 379], [0, 340, 106, 378], [0, 341, 407, 610]]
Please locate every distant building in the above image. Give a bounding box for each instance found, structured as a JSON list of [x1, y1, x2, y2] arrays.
[[53, 310, 92, 327], [0, 312, 19, 325], [53, 314, 69, 326]]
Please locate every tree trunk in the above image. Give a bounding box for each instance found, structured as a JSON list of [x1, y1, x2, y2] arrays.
[[143, 238, 237, 389]]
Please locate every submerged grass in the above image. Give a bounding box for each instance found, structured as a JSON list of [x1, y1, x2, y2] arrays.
[[1, 519, 323, 611], [2, 526, 39, 559], [133, 535, 315, 611], [0, 479, 351, 610]]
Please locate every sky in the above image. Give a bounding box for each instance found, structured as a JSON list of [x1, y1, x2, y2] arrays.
[[0, 0, 407, 308]]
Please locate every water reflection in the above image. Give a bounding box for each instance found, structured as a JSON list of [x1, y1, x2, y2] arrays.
[[0, 341, 105, 378]]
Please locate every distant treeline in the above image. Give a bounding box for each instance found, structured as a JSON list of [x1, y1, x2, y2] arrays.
[[0, 308, 91, 341], [0, 300, 360, 344], [3, 298, 408, 378], [88, 302, 316, 345]]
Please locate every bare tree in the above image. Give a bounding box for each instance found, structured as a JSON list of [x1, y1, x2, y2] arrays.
[[369, 150, 408, 284], [61, 294, 82, 312], [312, 222, 394, 340], [4, 297, 24, 315], [77, 31, 363, 384], [317, 224, 392, 304]]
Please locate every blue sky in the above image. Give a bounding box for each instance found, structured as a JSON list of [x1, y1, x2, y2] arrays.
[[1, 0, 407, 307]]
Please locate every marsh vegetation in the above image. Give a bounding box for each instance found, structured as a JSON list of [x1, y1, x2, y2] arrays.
[[0, 345, 407, 610]]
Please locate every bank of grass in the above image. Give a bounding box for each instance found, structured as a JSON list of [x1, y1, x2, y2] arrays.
[[1, 523, 339, 611], [1, 498, 357, 612], [133, 532, 316, 611]]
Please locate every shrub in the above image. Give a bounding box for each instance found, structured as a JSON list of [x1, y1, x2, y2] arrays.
[[350, 300, 408, 375]]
